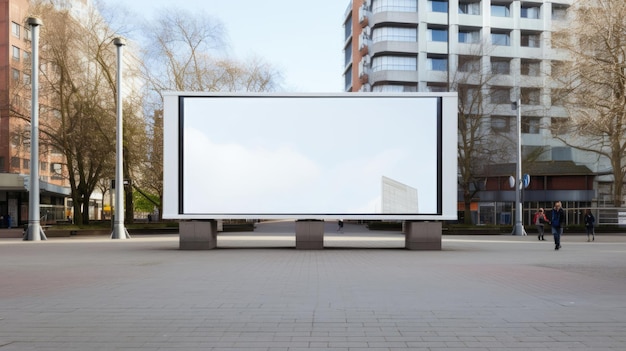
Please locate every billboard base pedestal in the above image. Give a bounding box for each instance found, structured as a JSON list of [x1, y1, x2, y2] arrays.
[[180, 220, 217, 250], [295, 220, 324, 250], [404, 221, 442, 250]]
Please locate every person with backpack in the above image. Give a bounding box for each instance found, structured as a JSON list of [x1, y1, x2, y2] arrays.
[[532, 208, 549, 241], [551, 201, 565, 250], [584, 209, 595, 242]]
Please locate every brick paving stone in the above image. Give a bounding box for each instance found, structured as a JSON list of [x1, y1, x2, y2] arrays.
[[1, 226, 626, 350]]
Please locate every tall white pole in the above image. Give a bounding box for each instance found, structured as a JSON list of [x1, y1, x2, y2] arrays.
[[513, 99, 526, 236], [24, 17, 46, 241], [111, 37, 130, 239]]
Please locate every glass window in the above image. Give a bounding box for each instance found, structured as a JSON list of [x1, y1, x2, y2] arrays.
[[427, 83, 448, 92], [551, 88, 568, 106], [372, 26, 417, 42], [23, 73, 31, 85], [458, 55, 481, 72], [11, 157, 20, 169], [491, 4, 510, 17], [491, 57, 510, 75], [344, 40, 352, 67], [344, 14, 352, 40], [371, 55, 417, 72], [373, 84, 418, 92], [458, 28, 480, 43], [521, 32, 540, 47], [344, 67, 352, 91], [522, 117, 541, 134], [23, 159, 30, 170], [23, 51, 30, 62], [428, 56, 448, 71], [429, 28, 448, 42], [490, 87, 511, 104], [12, 46, 20, 61], [11, 69, 20, 81], [551, 118, 569, 136], [11, 22, 20, 38], [522, 88, 541, 105], [430, 0, 448, 12], [521, 59, 541, 76], [459, 0, 480, 15], [551, 146, 572, 160], [491, 31, 510, 46], [24, 28, 31, 41], [551, 61, 565, 77], [372, 0, 418, 13], [552, 5, 568, 20], [491, 116, 510, 132], [521, 5, 540, 19]]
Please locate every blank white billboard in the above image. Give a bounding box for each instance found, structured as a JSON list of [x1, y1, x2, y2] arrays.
[[163, 92, 457, 220]]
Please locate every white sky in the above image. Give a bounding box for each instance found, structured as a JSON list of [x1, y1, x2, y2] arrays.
[[103, 0, 348, 92]]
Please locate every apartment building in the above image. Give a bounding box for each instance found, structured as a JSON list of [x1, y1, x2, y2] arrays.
[[343, 0, 605, 225], [0, 0, 80, 227]]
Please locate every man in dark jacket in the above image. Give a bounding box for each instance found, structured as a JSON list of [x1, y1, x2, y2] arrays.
[[551, 201, 565, 250]]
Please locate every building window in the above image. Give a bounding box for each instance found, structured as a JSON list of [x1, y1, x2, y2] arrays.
[[521, 59, 541, 76], [521, 88, 541, 105], [491, 31, 510, 46], [373, 84, 418, 92], [371, 55, 417, 72], [521, 31, 540, 48], [491, 115, 510, 133], [12, 46, 20, 61], [491, 3, 510, 17], [490, 86, 511, 104], [552, 5, 568, 20], [344, 40, 352, 67], [23, 51, 30, 62], [344, 66, 352, 91], [458, 27, 480, 43], [430, 0, 448, 13], [344, 14, 352, 40], [11, 157, 20, 169], [459, 0, 481, 15], [23, 159, 30, 170], [11, 69, 20, 81], [551, 88, 568, 106], [458, 55, 481, 72], [24, 28, 31, 41], [428, 55, 448, 71], [521, 5, 540, 19], [371, 0, 417, 13], [427, 83, 447, 92], [23, 73, 31, 85], [551, 117, 569, 136], [551, 60, 565, 77], [41, 161, 48, 172], [551, 146, 572, 161], [522, 117, 541, 134], [11, 22, 20, 38], [429, 27, 448, 42], [491, 57, 511, 75], [0, 157, 4, 172], [372, 26, 417, 42]]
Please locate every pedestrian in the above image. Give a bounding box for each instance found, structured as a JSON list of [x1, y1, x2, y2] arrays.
[[337, 219, 344, 233], [584, 209, 595, 242], [532, 208, 549, 241], [550, 201, 565, 250]]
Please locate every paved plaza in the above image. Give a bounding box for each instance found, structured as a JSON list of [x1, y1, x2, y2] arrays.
[[1, 221, 625, 350]]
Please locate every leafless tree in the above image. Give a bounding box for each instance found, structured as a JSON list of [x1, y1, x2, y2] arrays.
[[551, 0, 626, 206]]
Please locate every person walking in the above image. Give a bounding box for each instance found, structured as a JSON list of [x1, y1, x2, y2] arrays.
[[551, 201, 565, 250], [584, 209, 595, 242], [533, 208, 549, 241]]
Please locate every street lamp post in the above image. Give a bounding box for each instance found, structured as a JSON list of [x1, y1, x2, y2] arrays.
[[24, 17, 46, 241], [111, 37, 130, 239], [511, 99, 526, 236]]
